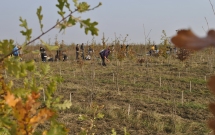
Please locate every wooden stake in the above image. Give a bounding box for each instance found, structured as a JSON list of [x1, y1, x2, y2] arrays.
[[93, 71, 95, 79], [117, 87, 120, 95], [128, 104, 130, 116], [190, 81, 192, 92], [178, 72, 180, 78], [43, 89, 45, 101], [70, 93, 72, 102], [182, 91, 184, 105], [4, 70, 7, 78], [159, 76, 161, 87], [113, 73, 114, 82]]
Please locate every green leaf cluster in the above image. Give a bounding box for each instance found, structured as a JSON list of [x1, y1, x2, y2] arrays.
[[111, 129, 117, 135], [40, 39, 59, 51], [80, 19, 99, 36], [44, 120, 68, 135], [36, 6, 44, 32], [56, 0, 66, 17], [0, 99, 17, 135], [0, 40, 14, 56], [54, 0, 100, 36], [76, 2, 90, 13], [54, 100, 72, 110], [159, 30, 171, 59], [96, 112, 104, 119], [4, 59, 35, 78], [0, 116, 16, 135], [73, 0, 86, 12], [111, 128, 130, 135], [19, 17, 32, 41]]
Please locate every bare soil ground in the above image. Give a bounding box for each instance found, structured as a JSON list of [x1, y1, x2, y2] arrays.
[[17, 45, 215, 135], [36, 50, 215, 135]]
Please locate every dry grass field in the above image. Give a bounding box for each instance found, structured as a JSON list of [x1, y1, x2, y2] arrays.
[[14, 44, 215, 134]]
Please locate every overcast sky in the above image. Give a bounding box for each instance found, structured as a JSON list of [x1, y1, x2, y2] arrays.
[[1, 0, 215, 45]]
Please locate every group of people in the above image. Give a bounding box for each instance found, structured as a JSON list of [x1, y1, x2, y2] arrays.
[[11, 43, 180, 66], [148, 45, 158, 56], [75, 43, 94, 60], [76, 43, 111, 66], [148, 45, 178, 56], [12, 43, 112, 67], [39, 46, 68, 62]]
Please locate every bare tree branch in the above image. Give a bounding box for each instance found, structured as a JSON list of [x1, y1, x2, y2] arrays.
[[209, 0, 215, 15], [204, 17, 210, 30]]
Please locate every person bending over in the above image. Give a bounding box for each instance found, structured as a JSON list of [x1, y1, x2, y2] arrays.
[[99, 47, 110, 66]]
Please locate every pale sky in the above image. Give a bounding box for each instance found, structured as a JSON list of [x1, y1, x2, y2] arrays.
[[1, 0, 215, 45]]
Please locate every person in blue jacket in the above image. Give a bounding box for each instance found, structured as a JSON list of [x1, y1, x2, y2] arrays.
[[99, 47, 110, 66], [13, 45, 19, 57]]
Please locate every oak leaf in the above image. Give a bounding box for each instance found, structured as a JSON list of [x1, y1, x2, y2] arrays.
[[171, 29, 215, 50], [29, 108, 54, 125], [25, 92, 40, 111], [14, 101, 27, 121], [4, 91, 20, 107]]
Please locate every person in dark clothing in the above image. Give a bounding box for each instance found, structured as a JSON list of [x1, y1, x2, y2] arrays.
[[126, 44, 129, 56], [80, 43, 85, 59], [85, 45, 94, 60], [88, 45, 94, 56], [99, 47, 110, 66], [55, 45, 62, 61], [76, 44, 80, 60], [62, 51, 68, 61], [40, 47, 47, 62], [126, 44, 129, 50], [55, 49, 61, 61], [154, 45, 158, 50]]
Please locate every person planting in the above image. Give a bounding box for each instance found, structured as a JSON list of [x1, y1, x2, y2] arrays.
[[99, 46, 111, 66]]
